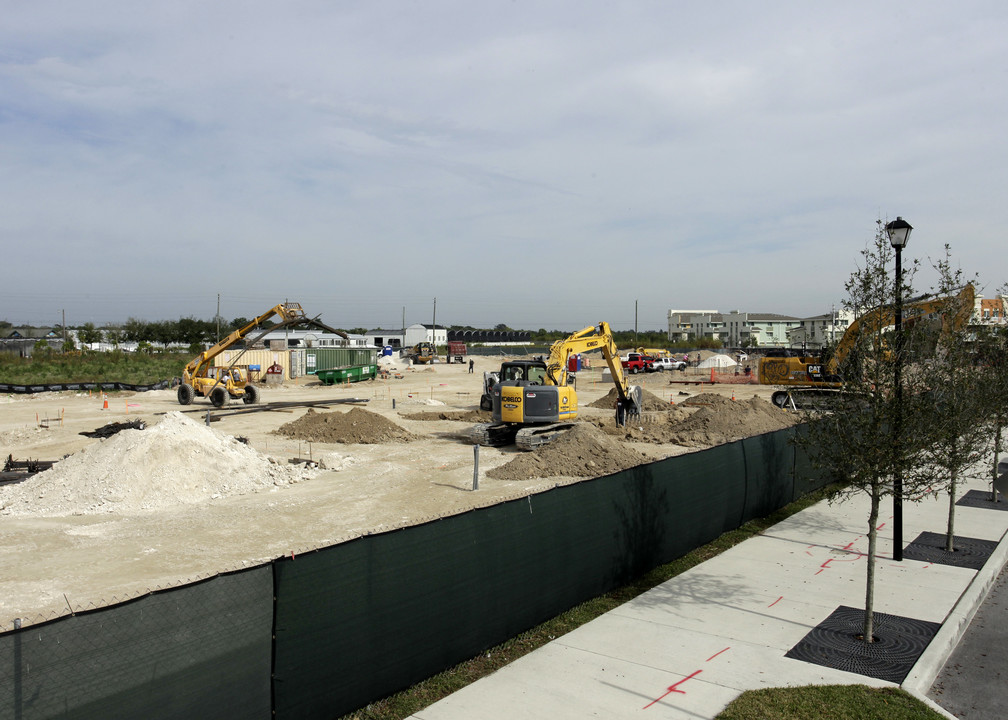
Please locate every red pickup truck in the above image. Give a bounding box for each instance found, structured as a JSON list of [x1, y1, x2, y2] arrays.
[[620, 353, 654, 374]]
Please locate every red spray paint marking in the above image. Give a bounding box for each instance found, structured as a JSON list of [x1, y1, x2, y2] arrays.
[[643, 670, 703, 709], [768, 596, 783, 608], [644, 648, 730, 708]]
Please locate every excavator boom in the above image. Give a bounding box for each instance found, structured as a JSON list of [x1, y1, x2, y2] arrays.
[[469, 321, 642, 449]]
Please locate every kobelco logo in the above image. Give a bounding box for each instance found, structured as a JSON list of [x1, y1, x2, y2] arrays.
[[502, 393, 522, 403]]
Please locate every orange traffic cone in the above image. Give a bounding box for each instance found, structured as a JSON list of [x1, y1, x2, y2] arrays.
[[102, 395, 108, 410]]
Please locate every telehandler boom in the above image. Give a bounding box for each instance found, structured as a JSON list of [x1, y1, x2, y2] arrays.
[[177, 302, 346, 407]]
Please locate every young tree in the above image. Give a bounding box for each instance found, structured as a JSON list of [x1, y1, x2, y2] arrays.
[[913, 249, 987, 551], [103, 324, 124, 349], [797, 219, 929, 643], [77, 321, 103, 349], [976, 290, 1008, 501]]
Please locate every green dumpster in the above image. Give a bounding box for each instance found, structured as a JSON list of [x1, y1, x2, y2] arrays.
[[316, 364, 378, 385]]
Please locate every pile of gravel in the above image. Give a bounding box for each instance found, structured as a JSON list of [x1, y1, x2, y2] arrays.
[[0, 411, 317, 517]]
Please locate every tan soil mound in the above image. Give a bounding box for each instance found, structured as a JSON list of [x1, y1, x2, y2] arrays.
[[277, 407, 415, 444], [0, 412, 317, 517], [667, 394, 798, 446], [591, 394, 798, 447], [400, 409, 491, 422], [589, 386, 672, 412], [486, 423, 649, 481]]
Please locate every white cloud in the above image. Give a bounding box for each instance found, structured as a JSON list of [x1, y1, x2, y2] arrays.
[[0, 1, 1006, 329]]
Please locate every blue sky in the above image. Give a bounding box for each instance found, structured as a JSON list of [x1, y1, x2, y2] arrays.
[[2, 1, 1006, 331]]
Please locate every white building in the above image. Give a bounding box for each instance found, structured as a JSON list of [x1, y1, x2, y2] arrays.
[[668, 307, 851, 349], [786, 310, 854, 351], [404, 323, 448, 347], [256, 328, 368, 349]]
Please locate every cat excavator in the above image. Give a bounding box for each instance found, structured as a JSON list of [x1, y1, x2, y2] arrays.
[[468, 322, 642, 449], [759, 284, 975, 409]]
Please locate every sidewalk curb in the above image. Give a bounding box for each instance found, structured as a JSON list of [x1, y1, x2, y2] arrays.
[[901, 520, 1008, 697]]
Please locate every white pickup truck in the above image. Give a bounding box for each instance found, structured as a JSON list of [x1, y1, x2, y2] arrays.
[[649, 357, 687, 372]]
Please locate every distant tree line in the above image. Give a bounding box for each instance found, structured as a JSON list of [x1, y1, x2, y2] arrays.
[[7, 317, 718, 354], [448, 325, 720, 350], [69, 316, 273, 353]]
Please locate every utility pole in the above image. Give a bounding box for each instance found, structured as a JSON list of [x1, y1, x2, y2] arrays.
[[432, 297, 437, 344], [216, 293, 221, 342], [634, 300, 638, 344], [62, 309, 66, 346]]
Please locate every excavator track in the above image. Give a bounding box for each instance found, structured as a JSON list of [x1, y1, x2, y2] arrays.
[[514, 423, 578, 450], [467, 423, 519, 447], [771, 388, 843, 411]]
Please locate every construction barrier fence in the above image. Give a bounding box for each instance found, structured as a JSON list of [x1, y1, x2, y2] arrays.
[[0, 425, 826, 720]]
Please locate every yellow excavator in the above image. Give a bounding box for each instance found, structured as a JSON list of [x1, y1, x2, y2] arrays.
[[759, 284, 975, 409], [177, 302, 346, 407], [468, 322, 642, 449]]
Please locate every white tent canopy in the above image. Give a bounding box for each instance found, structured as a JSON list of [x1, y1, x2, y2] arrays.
[[697, 354, 738, 368]]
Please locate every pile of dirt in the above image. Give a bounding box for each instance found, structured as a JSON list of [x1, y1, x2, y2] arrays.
[[400, 409, 490, 422], [589, 386, 671, 412], [0, 412, 317, 517], [487, 424, 650, 481], [589, 394, 799, 447], [660, 394, 798, 446], [277, 407, 415, 444]]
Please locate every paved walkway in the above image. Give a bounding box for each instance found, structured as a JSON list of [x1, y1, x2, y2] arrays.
[[928, 560, 1008, 719], [409, 475, 1008, 720]]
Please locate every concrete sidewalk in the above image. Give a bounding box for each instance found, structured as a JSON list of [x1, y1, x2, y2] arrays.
[[409, 476, 1008, 719]]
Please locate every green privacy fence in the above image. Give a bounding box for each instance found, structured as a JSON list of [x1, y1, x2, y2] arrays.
[[1, 425, 825, 720], [0, 567, 273, 720]]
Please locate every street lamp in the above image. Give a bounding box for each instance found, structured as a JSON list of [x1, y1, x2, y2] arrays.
[[885, 216, 912, 561]]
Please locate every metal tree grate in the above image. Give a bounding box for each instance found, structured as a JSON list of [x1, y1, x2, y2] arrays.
[[901, 531, 998, 571], [785, 605, 939, 684], [955, 489, 1008, 511]]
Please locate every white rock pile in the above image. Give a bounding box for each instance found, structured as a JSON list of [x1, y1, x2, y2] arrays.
[[0, 411, 318, 517]]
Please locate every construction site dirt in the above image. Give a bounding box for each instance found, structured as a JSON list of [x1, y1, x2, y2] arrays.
[[0, 356, 798, 628]]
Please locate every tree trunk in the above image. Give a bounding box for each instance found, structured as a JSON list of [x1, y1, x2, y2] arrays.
[[994, 411, 1004, 503], [946, 467, 958, 552], [864, 483, 880, 643]]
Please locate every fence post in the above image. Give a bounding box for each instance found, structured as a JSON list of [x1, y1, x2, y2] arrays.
[[14, 617, 21, 720]]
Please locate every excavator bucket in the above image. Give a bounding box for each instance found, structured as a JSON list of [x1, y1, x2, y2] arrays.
[[615, 385, 643, 427]]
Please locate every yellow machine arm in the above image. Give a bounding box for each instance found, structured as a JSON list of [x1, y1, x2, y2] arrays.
[[182, 302, 308, 383], [827, 283, 975, 375], [545, 321, 639, 409]]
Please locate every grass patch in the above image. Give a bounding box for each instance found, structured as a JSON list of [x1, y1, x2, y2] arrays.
[[341, 483, 843, 720], [0, 350, 188, 386], [716, 685, 944, 719]]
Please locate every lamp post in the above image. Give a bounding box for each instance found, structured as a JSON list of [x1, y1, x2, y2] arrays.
[[885, 216, 912, 561]]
